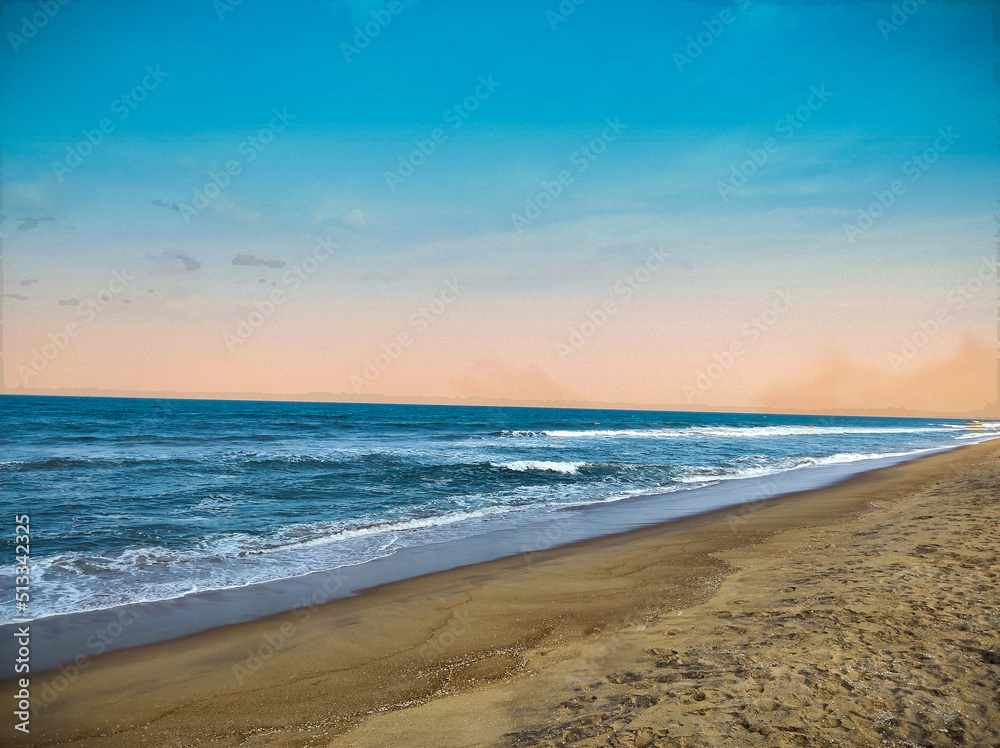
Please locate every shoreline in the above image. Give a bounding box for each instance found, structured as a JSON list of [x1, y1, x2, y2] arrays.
[[3, 438, 998, 745], [0, 441, 970, 676]]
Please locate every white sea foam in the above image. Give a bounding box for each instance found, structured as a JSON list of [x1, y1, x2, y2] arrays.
[[541, 425, 957, 439], [491, 460, 588, 474], [953, 421, 1000, 439], [16, 503, 533, 621], [674, 448, 937, 485]]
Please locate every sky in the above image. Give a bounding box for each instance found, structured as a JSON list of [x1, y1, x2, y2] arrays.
[[1, 0, 998, 415]]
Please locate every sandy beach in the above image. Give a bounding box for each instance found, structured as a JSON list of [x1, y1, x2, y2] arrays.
[[5, 2, 995, 745], [5, 438, 999, 747]]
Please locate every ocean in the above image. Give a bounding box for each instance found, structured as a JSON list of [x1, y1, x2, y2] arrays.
[[1, 395, 997, 627]]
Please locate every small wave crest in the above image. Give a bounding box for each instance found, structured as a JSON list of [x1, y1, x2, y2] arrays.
[[674, 448, 936, 485], [540, 425, 957, 439], [490, 460, 588, 474]]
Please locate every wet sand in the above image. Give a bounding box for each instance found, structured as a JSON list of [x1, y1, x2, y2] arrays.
[[4, 439, 999, 747]]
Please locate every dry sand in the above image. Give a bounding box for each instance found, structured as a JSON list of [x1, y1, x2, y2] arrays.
[[4, 439, 998, 747]]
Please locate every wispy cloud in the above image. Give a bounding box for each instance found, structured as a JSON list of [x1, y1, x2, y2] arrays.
[[232, 253, 285, 269], [152, 251, 203, 274], [340, 208, 367, 230], [17, 216, 55, 231]]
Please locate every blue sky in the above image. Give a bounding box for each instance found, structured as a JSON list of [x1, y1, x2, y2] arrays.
[[4, 0, 995, 233], [1, 0, 998, 412]]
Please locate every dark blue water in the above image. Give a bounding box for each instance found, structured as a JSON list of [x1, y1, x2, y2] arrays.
[[1, 395, 995, 624]]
